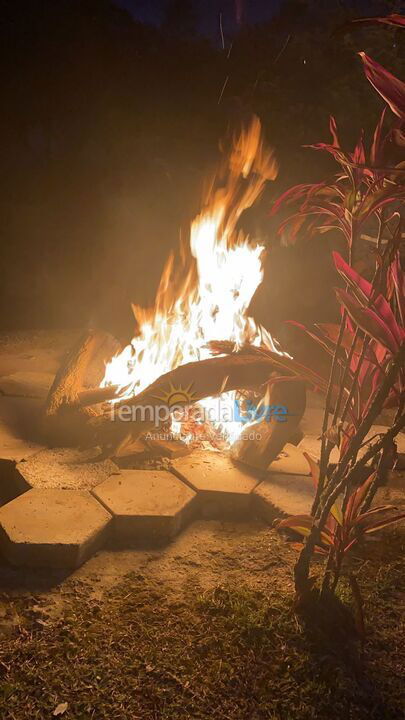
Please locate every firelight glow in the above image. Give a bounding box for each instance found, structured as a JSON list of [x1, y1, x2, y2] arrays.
[[102, 117, 281, 445]]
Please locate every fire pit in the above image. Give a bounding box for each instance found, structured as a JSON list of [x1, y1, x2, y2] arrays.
[[0, 119, 308, 569]]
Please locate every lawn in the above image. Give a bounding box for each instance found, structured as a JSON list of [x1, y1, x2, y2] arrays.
[[0, 522, 403, 719]]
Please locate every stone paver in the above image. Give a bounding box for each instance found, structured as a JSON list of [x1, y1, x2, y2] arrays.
[[15, 447, 119, 493], [0, 489, 112, 568], [171, 450, 259, 518], [0, 397, 43, 504], [92, 469, 197, 546], [0, 371, 54, 400], [253, 473, 314, 523], [268, 443, 311, 476]]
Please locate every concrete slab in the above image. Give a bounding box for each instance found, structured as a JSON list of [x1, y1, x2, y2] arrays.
[[92, 469, 197, 546], [15, 447, 119, 493], [268, 443, 311, 476], [253, 473, 314, 524], [0, 330, 77, 378], [171, 450, 260, 518], [0, 397, 44, 504], [299, 427, 405, 463], [0, 371, 53, 399], [0, 489, 112, 568]]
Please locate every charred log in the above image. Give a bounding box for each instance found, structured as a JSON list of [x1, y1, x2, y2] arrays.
[[89, 350, 287, 455], [43, 330, 120, 446]]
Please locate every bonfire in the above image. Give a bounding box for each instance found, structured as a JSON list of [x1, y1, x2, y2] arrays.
[[43, 117, 305, 468]]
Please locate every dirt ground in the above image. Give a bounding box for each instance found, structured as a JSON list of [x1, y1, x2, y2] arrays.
[[0, 518, 404, 720]]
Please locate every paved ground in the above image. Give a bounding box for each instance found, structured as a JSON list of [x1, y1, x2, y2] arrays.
[[0, 329, 403, 571]]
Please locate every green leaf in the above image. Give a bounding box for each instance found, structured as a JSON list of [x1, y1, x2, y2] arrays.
[[274, 515, 334, 546], [303, 451, 320, 488], [330, 499, 344, 527]]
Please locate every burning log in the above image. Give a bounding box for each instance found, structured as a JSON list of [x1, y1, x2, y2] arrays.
[[45, 331, 102, 416], [89, 350, 286, 455], [44, 122, 314, 458], [78, 384, 120, 407], [230, 379, 306, 472], [43, 330, 120, 446]]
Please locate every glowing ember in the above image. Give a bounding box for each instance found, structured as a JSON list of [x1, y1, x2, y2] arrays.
[[102, 116, 279, 445]]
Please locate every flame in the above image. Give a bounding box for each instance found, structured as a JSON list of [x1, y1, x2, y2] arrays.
[[102, 117, 279, 445]]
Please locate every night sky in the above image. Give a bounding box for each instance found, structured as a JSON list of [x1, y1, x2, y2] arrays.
[[114, 0, 283, 37]]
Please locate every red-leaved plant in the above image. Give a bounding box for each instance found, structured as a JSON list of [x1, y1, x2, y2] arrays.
[[268, 14, 405, 625], [274, 456, 405, 635]]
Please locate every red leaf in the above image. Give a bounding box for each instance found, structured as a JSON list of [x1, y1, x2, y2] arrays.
[[352, 129, 366, 165], [276, 213, 309, 245], [359, 52, 405, 120], [287, 319, 338, 357], [269, 184, 314, 216], [329, 115, 340, 147], [335, 288, 400, 354], [332, 251, 372, 304], [370, 108, 387, 166], [355, 507, 405, 533], [357, 185, 405, 226], [389, 253, 405, 326], [364, 513, 405, 533], [333, 252, 404, 347], [351, 14, 405, 29], [343, 538, 358, 554], [304, 142, 353, 169], [345, 471, 377, 523]]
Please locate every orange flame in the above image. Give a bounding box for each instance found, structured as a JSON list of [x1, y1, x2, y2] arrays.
[[102, 117, 279, 444]]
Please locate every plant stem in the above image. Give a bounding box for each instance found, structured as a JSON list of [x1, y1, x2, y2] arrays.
[[340, 336, 370, 426], [331, 327, 359, 426], [312, 312, 346, 515], [317, 344, 405, 516], [294, 343, 405, 594]]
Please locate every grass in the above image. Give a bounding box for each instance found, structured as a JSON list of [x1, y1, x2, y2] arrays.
[[0, 532, 403, 719]]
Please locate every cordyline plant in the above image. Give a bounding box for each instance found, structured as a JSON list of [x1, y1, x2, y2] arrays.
[[269, 14, 405, 623], [275, 459, 405, 635]]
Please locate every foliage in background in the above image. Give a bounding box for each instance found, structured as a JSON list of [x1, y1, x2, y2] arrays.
[[270, 12, 405, 629], [1, 0, 404, 329]]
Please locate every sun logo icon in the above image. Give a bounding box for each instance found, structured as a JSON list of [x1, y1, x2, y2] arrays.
[[153, 382, 196, 409]]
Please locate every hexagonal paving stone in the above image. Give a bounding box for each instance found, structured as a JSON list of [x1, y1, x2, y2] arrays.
[[171, 450, 260, 518], [92, 470, 197, 546], [15, 447, 119, 494], [0, 397, 43, 504], [267, 443, 311, 476], [0, 489, 112, 568], [252, 473, 313, 524]]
